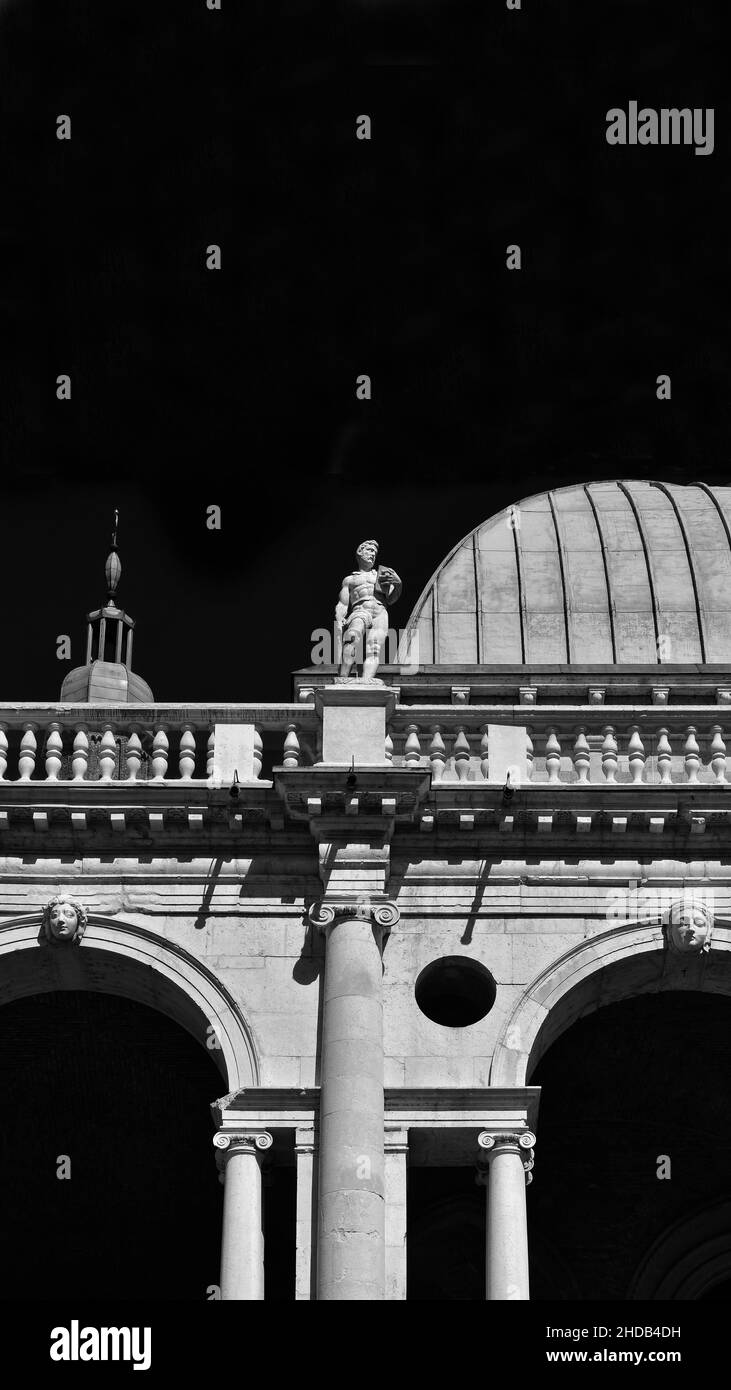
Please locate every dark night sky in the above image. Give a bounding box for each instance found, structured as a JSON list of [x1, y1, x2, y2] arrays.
[[0, 0, 729, 701]]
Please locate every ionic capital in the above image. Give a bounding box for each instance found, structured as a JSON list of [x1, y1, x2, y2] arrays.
[[307, 898, 400, 939], [476, 1130, 536, 1185], [213, 1129, 273, 1174]]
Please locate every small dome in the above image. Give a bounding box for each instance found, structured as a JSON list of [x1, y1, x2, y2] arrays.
[[58, 512, 154, 702], [60, 661, 154, 704], [405, 481, 731, 665]]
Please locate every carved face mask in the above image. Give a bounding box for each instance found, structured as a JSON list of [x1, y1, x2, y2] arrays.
[[49, 902, 79, 940], [669, 907, 710, 953]]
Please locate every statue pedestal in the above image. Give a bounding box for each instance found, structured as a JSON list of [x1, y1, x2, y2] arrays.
[[315, 685, 396, 766]]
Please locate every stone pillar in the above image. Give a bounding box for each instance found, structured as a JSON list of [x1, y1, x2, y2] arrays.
[[477, 1130, 536, 1301], [295, 1125, 317, 1300], [309, 898, 400, 1300], [384, 1126, 409, 1300], [213, 1129, 273, 1301]]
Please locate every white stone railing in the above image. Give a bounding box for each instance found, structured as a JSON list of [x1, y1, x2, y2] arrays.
[[0, 705, 319, 783], [3, 701, 731, 789], [386, 709, 731, 786]]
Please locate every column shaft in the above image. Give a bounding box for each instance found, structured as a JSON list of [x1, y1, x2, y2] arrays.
[[317, 911, 386, 1300]]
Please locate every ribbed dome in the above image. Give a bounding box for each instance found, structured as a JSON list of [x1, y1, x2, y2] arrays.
[[60, 660, 154, 704], [406, 481, 731, 665]]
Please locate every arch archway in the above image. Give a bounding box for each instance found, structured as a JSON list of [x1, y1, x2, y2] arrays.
[[491, 920, 731, 1087], [0, 913, 259, 1091], [0, 988, 225, 1298], [526, 990, 731, 1300]]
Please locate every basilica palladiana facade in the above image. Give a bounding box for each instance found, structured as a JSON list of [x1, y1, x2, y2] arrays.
[[2, 478, 730, 1301]]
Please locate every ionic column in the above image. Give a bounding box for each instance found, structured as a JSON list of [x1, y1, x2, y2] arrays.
[[309, 898, 400, 1301], [213, 1129, 273, 1301], [476, 1129, 536, 1301]]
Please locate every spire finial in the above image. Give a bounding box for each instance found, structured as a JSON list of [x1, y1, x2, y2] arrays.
[[105, 507, 122, 604]]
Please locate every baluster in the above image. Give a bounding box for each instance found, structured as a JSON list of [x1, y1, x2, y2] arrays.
[[0, 724, 7, 781], [572, 727, 591, 784], [454, 727, 471, 781], [710, 724, 727, 784], [44, 722, 63, 781], [125, 728, 142, 781], [179, 725, 196, 780], [384, 733, 393, 765], [206, 729, 215, 779], [253, 728, 263, 780], [99, 726, 117, 781], [429, 726, 446, 782], [480, 724, 489, 780], [72, 726, 89, 781], [405, 724, 422, 768], [18, 724, 38, 782], [657, 727, 672, 785], [526, 727, 534, 780], [628, 725, 646, 784], [601, 726, 618, 783], [151, 727, 169, 781], [545, 728, 561, 784], [684, 726, 701, 784], [283, 723, 302, 769]]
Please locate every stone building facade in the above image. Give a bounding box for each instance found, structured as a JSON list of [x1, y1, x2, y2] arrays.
[[2, 479, 731, 1301]]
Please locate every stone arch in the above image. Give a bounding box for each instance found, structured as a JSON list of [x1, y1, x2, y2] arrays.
[[490, 919, 731, 1086], [0, 913, 259, 1089], [628, 1200, 731, 1299]]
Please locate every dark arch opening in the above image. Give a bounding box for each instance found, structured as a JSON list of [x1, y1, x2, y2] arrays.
[[527, 991, 731, 1301], [0, 992, 293, 1300]]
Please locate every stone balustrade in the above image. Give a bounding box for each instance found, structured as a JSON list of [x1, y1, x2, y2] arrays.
[[0, 705, 319, 784], [386, 709, 731, 786], [2, 701, 731, 790]]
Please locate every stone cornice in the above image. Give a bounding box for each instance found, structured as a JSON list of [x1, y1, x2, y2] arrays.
[[212, 1086, 541, 1132], [274, 766, 431, 828]]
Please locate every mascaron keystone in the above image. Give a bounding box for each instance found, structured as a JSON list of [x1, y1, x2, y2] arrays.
[[41, 895, 88, 946]]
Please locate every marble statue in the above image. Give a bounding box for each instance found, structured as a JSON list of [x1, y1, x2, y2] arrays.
[[666, 898, 713, 954], [42, 895, 88, 946], [335, 539, 402, 682]]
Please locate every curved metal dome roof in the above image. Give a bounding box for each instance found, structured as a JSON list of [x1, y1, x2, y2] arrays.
[[405, 481, 731, 665]]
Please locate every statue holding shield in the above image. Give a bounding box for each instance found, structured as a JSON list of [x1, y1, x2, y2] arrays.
[[335, 540, 402, 682]]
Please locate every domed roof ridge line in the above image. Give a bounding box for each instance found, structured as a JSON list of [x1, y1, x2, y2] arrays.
[[616, 481, 661, 657], [513, 507, 526, 663], [471, 531, 483, 662], [651, 481, 707, 662], [695, 480, 731, 572], [546, 490, 571, 662], [582, 483, 617, 662]]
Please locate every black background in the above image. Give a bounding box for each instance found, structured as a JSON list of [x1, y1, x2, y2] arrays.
[[0, 0, 728, 700]]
